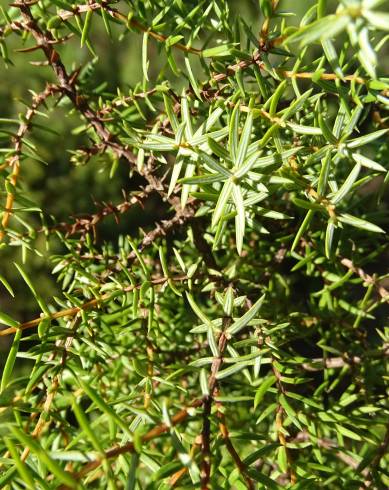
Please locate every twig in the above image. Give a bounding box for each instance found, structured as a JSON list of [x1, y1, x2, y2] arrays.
[[0, 275, 188, 337], [0, 84, 61, 242], [341, 257, 389, 303], [19, 316, 81, 463], [50, 187, 153, 239], [201, 319, 255, 489], [15, 3, 175, 208], [362, 423, 389, 488], [272, 360, 297, 484], [76, 200, 198, 263], [294, 431, 369, 476], [57, 398, 204, 489], [215, 394, 255, 490], [199, 325, 229, 489]]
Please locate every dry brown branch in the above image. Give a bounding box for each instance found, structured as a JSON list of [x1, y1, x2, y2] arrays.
[[15, 2, 177, 209], [272, 360, 297, 485], [340, 257, 389, 303], [57, 398, 204, 489], [0, 84, 62, 242]]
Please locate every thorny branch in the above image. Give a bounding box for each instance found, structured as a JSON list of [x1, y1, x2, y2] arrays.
[[341, 257, 389, 303], [363, 423, 389, 488], [46, 187, 154, 239], [15, 2, 178, 211], [0, 83, 62, 242], [199, 318, 255, 489]]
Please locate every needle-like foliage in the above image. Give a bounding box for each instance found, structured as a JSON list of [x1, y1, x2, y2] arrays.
[[0, 0, 388, 488]]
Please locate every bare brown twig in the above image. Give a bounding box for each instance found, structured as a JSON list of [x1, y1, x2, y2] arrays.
[[49, 187, 153, 239], [0, 83, 62, 242], [340, 257, 389, 303]]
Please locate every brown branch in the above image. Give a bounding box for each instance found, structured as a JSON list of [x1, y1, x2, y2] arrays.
[[169, 466, 189, 487], [272, 359, 297, 485], [0, 83, 62, 242], [199, 321, 229, 489], [20, 315, 81, 463], [12, 186, 155, 243], [51, 187, 153, 239], [340, 257, 389, 303], [15, 2, 176, 208], [170, 316, 254, 489], [76, 200, 198, 263], [362, 422, 389, 488], [131, 203, 197, 257], [302, 345, 389, 371], [0, 275, 187, 337], [210, 52, 263, 85], [302, 355, 362, 371], [15, 2, 201, 278], [210, 49, 367, 89], [280, 70, 366, 85], [215, 397, 255, 490], [294, 431, 369, 476], [200, 319, 255, 489], [57, 398, 204, 489]]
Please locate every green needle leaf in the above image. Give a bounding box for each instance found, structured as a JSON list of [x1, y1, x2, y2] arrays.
[[142, 32, 150, 82], [330, 162, 361, 204], [0, 274, 14, 297], [227, 294, 266, 336], [10, 427, 78, 488], [236, 111, 253, 167], [229, 104, 240, 162], [1, 328, 21, 393], [254, 375, 276, 409], [325, 220, 336, 259], [212, 178, 233, 227], [352, 153, 386, 172], [14, 263, 50, 316], [347, 129, 388, 148], [338, 213, 385, 233], [202, 44, 236, 58], [232, 183, 245, 255], [286, 14, 350, 47], [291, 209, 315, 252], [81, 9, 92, 47]]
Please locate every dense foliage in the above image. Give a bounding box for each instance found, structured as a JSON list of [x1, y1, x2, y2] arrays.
[[0, 0, 389, 488]]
